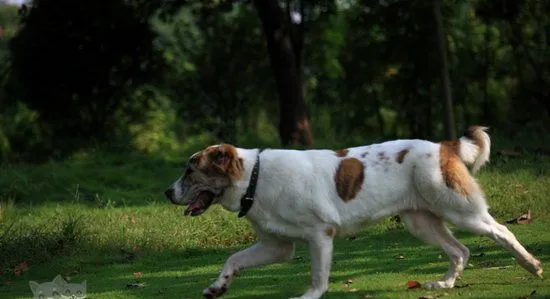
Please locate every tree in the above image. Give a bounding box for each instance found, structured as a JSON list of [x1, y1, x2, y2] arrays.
[[154, 3, 272, 144], [253, 0, 313, 147], [8, 0, 164, 152], [432, 0, 456, 140]]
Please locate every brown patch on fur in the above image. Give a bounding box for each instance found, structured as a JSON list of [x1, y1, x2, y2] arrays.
[[439, 141, 475, 196], [335, 148, 349, 157], [335, 158, 365, 202], [192, 144, 244, 179], [396, 149, 409, 164], [325, 227, 336, 238]]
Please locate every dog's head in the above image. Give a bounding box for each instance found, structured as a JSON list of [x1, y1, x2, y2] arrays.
[[164, 144, 243, 216]]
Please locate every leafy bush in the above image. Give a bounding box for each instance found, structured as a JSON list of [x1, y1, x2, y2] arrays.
[[113, 85, 180, 154], [0, 101, 46, 162]]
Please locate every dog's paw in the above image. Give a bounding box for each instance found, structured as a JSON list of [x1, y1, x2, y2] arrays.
[[202, 285, 228, 298], [535, 261, 543, 279]]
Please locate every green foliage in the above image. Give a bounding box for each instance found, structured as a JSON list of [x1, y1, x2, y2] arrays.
[[5, 0, 165, 157], [0, 3, 19, 32], [152, 3, 273, 144], [113, 85, 180, 154], [0, 102, 45, 162], [0, 0, 549, 161]]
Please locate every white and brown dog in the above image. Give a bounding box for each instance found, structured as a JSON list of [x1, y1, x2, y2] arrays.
[[164, 126, 543, 299]]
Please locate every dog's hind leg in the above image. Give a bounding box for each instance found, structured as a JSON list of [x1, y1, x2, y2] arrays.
[[400, 209, 470, 289], [202, 239, 295, 298], [444, 209, 543, 279]]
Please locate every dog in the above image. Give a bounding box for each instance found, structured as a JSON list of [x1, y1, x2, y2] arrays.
[[164, 126, 543, 299]]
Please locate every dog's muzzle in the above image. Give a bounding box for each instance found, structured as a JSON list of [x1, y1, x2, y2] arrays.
[[164, 188, 175, 203]]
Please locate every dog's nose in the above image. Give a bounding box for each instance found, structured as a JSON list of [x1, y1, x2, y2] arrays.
[[164, 188, 174, 201]]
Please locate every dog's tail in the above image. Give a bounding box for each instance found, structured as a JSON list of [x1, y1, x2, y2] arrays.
[[457, 126, 491, 173]]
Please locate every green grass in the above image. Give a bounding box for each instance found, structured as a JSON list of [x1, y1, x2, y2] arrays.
[[0, 143, 549, 299]]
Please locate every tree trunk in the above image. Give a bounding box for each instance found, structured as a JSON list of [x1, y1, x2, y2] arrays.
[[253, 0, 313, 147], [481, 26, 492, 124], [432, 0, 456, 140]]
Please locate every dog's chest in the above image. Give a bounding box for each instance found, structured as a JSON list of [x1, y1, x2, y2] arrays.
[[247, 210, 316, 240]]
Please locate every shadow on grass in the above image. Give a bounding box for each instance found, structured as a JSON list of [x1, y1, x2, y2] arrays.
[[3, 227, 545, 299]]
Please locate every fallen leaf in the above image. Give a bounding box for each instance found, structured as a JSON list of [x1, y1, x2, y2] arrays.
[[346, 279, 353, 284], [472, 252, 485, 257], [506, 210, 532, 224], [133, 272, 142, 279], [349, 288, 358, 292], [406, 280, 422, 289], [418, 296, 434, 299], [395, 255, 405, 260]]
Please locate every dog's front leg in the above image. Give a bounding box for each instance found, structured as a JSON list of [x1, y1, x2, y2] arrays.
[[291, 233, 334, 299], [203, 239, 295, 298]]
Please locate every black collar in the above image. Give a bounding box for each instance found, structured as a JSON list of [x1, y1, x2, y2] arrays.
[[238, 149, 264, 218]]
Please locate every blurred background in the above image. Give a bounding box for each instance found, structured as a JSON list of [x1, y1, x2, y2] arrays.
[[0, 0, 548, 163]]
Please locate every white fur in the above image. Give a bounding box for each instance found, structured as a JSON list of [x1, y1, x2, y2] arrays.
[[459, 126, 490, 173], [171, 128, 542, 299]]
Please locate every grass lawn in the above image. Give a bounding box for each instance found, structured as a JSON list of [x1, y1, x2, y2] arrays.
[[0, 142, 549, 299]]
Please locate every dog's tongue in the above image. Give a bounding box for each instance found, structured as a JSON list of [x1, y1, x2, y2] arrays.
[[184, 191, 214, 216]]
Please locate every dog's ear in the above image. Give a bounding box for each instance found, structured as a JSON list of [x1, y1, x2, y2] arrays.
[[199, 144, 243, 179]]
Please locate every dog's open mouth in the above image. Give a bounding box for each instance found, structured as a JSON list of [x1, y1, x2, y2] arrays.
[[184, 191, 215, 216]]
